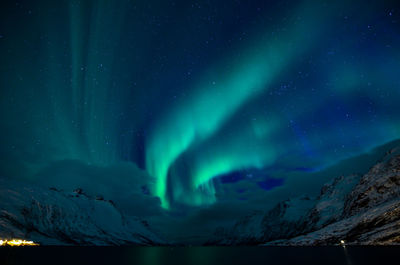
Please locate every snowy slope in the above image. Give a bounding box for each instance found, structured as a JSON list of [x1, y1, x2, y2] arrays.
[[343, 148, 400, 217], [209, 146, 400, 245], [265, 198, 400, 245], [207, 196, 316, 245], [303, 174, 360, 230], [0, 179, 165, 245], [269, 148, 400, 245]]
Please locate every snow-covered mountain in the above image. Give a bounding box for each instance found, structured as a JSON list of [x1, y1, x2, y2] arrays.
[[1, 144, 399, 245], [208, 146, 400, 245], [207, 196, 316, 245], [0, 178, 165, 245]]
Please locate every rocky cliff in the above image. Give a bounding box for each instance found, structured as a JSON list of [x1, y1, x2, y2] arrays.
[[208, 146, 400, 245], [0, 179, 165, 245]]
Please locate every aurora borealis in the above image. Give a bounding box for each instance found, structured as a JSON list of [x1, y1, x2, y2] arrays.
[[1, 0, 400, 236], [145, 0, 340, 208]]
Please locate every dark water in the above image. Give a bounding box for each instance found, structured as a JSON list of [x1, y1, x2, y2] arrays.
[[0, 246, 396, 265]]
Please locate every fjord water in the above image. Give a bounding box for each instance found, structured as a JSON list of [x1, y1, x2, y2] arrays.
[[1, 247, 396, 265]]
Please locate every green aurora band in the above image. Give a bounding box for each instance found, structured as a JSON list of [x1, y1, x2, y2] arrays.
[[145, 1, 338, 208], [2, 0, 400, 213]]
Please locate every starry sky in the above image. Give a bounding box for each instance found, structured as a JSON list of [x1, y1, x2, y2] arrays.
[[1, 0, 400, 240]]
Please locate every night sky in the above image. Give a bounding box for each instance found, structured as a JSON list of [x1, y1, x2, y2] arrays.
[[1, 0, 400, 240]]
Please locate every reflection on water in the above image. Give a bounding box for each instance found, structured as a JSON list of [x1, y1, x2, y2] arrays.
[[1, 246, 397, 265]]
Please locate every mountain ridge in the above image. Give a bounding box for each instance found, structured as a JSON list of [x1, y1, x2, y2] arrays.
[[207, 144, 400, 245]]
